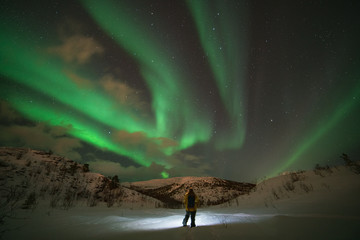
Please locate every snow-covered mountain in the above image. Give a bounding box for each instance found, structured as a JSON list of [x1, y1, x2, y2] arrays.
[[0, 147, 255, 211], [124, 176, 255, 208], [0, 147, 162, 210]]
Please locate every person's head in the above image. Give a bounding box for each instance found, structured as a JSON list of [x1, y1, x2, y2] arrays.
[[188, 188, 195, 195]]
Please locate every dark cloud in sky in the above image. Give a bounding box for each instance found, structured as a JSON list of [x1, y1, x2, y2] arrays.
[[0, 101, 83, 160]]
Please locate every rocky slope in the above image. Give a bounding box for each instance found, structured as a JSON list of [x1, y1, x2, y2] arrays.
[[124, 176, 256, 208]]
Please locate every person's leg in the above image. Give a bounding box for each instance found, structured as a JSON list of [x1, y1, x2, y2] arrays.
[[182, 211, 190, 226], [190, 211, 196, 227]]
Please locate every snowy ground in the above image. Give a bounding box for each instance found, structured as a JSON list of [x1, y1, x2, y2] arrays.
[[3, 204, 359, 240], [2, 155, 360, 239]]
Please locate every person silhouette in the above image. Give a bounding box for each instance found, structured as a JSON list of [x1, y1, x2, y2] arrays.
[[182, 188, 199, 228]]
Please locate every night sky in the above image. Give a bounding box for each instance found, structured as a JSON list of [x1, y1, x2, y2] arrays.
[[1, 0, 359, 182]]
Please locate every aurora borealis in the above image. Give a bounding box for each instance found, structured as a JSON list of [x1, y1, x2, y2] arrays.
[[1, 0, 359, 182]]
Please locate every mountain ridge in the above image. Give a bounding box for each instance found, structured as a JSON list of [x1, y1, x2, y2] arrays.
[[125, 176, 255, 207], [0, 147, 254, 210]]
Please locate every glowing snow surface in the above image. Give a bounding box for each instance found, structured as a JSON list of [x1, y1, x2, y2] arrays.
[[73, 209, 273, 231], [69, 208, 267, 231], [5, 207, 358, 240]]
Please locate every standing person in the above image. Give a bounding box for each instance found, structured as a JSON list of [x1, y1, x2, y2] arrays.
[[182, 188, 199, 228]]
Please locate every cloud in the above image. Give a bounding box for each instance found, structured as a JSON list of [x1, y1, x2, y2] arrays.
[[87, 151, 211, 182], [65, 70, 94, 88], [99, 74, 149, 112], [166, 152, 212, 177], [0, 123, 83, 160], [0, 101, 83, 160], [88, 160, 166, 182], [49, 34, 104, 64], [109, 130, 211, 178], [112, 130, 178, 161], [0, 101, 27, 125], [156, 137, 179, 149], [86, 130, 211, 181]]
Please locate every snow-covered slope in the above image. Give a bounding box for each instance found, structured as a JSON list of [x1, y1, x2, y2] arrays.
[[124, 176, 255, 207], [0, 147, 162, 210], [224, 164, 360, 216]]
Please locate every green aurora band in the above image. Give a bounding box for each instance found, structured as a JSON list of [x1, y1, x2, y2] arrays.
[[271, 78, 360, 177], [81, 0, 213, 150], [0, 27, 162, 167], [187, 0, 249, 150]]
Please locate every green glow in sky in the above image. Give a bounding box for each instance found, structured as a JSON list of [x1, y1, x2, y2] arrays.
[[187, 0, 249, 150], [0, 28, 152, 134], [0, 77, 155, 167], [271, 81, 360, 177], [0, 27, 168, 168], [81, 0, 213, 152], [161, 171, 169, 179]]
